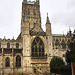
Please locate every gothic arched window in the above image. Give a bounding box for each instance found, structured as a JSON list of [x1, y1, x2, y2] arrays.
[[16, 43, 19, 49], [7, 43, 10, 48], [16, 55, 21, 68], [32, 37, 44, 57], [5, 57, 10, 67], [55, 39, 60, 46], [61, 40, 66, 49]]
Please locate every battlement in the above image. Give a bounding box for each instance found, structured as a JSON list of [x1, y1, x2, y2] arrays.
[[23, 0, 39, 5], [27, 1, 36, 4]]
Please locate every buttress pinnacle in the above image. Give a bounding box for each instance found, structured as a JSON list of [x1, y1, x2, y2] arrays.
[[46, 13, 50, 24]]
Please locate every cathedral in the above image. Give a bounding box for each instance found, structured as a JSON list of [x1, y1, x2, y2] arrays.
[[0, 0, 72, 75]]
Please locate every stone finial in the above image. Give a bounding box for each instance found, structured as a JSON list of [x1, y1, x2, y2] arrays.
[[46, 13, 50, 24]]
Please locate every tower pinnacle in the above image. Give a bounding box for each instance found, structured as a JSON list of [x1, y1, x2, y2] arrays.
[[46, 13, 50, 24]]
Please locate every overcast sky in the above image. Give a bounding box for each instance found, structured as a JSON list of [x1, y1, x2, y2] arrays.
[[0, 0, 75, 39]]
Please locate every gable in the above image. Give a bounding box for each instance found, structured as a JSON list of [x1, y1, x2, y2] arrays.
[[30, 24, 46, 36]]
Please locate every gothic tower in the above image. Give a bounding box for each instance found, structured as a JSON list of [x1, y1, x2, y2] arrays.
[[21, 0, 41, 38], [21, 0, 43, 74]]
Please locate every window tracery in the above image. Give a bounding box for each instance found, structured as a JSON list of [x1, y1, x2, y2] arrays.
[[32, 37, 44, 57]]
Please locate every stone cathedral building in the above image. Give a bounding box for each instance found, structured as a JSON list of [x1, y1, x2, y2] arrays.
[[0, 0, 72, 75]]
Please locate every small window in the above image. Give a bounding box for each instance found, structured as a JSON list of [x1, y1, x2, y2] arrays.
[[16, 55, 21, 68], [16, 43, 19, 49], [5, 57, 10, 67], [7, 43, 10, 48]]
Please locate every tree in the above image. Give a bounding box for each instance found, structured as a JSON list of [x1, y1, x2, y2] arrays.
[[64, 30, 75, 75], [50, 56, 65, 75], [65, 30, 75, 64]]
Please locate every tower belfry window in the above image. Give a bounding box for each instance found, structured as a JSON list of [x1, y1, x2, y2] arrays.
[[32, 37, 44, 57]]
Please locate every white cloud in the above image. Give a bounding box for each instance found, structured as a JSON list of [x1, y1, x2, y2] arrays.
[[0, 0, 74, 39]]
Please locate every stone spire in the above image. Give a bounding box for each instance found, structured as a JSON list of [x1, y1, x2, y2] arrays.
[[46, 13, 50, 24], [46, 13, 51, 36]]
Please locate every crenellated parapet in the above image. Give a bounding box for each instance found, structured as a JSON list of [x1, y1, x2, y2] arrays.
[[23, 0, 39, 5]]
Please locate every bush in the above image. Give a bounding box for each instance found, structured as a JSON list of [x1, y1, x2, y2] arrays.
[[50, 56, 65, 74]]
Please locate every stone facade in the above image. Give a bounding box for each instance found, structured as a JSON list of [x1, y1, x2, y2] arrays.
[[0, 0, 72, 75]]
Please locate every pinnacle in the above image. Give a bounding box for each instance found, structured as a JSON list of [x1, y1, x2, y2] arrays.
[[46, 13, 50, 24]]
